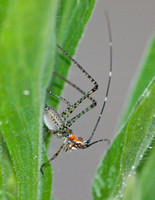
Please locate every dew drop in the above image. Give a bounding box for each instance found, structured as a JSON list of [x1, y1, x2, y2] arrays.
[[23, 90, 30, 96], [33, 156, 37, 159], [146, 91, 150, 97], [132, 165, 135, 170]]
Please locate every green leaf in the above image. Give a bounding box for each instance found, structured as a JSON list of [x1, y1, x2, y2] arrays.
[[114, 79, 155, 198], [92, 35, 155, 199], [123, 140, 155, 200], [121, 36, 155, 124], [0, 133, 17, 199], [92, 78, 155, 200], [0, 0, 58, 199], [0, 0, 97, 199]]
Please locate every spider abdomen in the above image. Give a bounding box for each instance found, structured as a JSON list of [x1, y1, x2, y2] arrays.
[[44, 105, 64, 131]]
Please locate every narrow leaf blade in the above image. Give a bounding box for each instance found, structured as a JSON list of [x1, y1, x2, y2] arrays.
[[92, 36, 155, 199], [0, 1, 58, 199]]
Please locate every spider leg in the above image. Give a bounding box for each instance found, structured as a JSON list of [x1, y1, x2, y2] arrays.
[[54, 72, 96, 103], [47, 89, 71, 107], [65, 96, 97, 127], [53, 71, 96, 119], [57, 45, 98, 120], [62, 87, 97, 127], [51, 129, 70, 137], [86, 12, 113, 144], [40, 142, 65, 175]]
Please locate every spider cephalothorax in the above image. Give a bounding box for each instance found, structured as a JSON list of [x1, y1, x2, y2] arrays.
[[63, 134, 85, 152]]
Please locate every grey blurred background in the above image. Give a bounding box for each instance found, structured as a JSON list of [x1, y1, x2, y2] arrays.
[[50, 0, 155, 199]]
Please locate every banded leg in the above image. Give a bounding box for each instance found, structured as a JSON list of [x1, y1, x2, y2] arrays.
[[51, 128, 71, 137], [57, 45, 98, 120], [61, 85, 98, 127], [40, 143, 65, 175], [86, 12, 113, 144], [64, 95, 97, 128], [47, 89, 71, 107], [53, 72, 96, 118]]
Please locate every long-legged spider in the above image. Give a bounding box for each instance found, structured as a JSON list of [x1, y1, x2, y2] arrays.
[[40, 13, 112, 174]]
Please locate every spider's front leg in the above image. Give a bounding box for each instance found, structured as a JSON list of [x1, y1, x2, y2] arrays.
[[40, 142, 65, 175], [51, 128, 71, 138], [40, 126, 72, 174]]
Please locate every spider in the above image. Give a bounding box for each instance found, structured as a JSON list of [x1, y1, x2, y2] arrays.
[[40, 13, 112, 174]]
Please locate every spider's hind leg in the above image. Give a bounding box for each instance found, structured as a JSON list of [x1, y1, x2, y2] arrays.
[[53, 71, 97, 120], [57, 45, 98, 124]]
